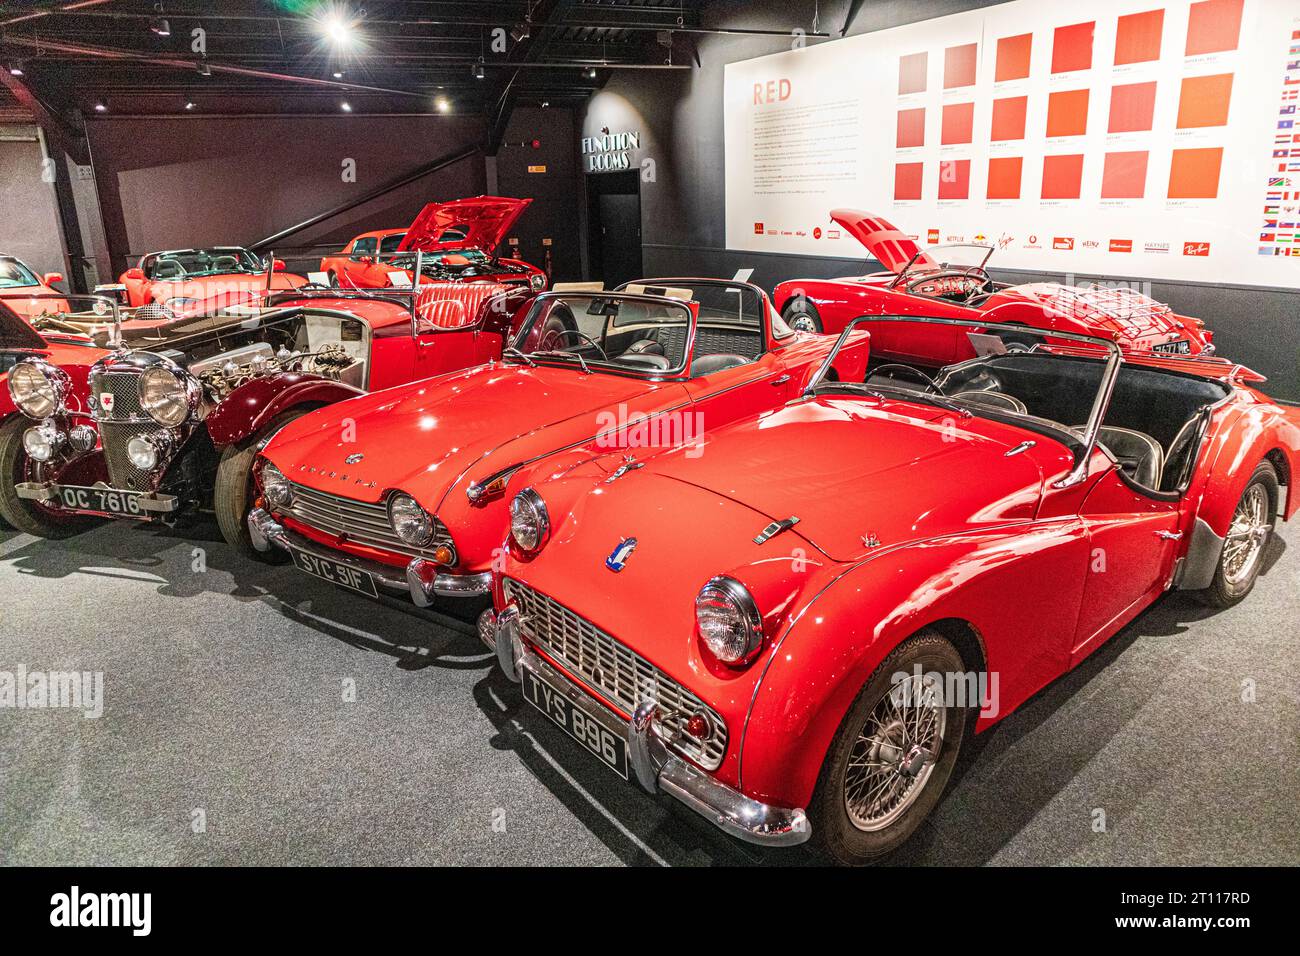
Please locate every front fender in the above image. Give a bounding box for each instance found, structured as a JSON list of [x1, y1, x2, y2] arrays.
[[739, 519, 1090, 810], [205, 373, 364, 448]]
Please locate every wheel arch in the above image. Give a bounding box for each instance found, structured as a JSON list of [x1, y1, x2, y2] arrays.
[[205, 375, 362, 448]]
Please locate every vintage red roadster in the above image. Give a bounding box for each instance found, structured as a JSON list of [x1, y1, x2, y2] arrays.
[[482, 316, 1298, 863], [0, 273, 532, 552], [773, 210, 1214, 365], [112, 246, 308, 311], [246, 279, 869, 603], [319, 196, 547, 293], [0, 255, 70, 319]]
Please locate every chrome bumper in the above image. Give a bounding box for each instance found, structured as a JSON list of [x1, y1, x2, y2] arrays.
[[15, 480, 178, 513], [246, 507, 491, 602], [488, 606, 810, 848]]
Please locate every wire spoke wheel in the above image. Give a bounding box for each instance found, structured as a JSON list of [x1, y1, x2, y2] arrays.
[[843, 672, 947, 832], [1222, 483, 1271, 587]]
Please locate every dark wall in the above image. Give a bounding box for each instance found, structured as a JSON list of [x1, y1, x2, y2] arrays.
[[580, 0, 1300, 402], [0, 128, 68, 278], [495, 106, 583, 282]]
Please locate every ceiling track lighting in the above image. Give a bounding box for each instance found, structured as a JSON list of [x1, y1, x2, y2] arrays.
[[196, 60, 211, 77], [150, 3, 170, 36], [93, 101, 107, 112], [472, 62, 485, 80]]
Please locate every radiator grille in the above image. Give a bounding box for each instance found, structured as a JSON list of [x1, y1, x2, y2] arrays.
[[281, 481, 455, 562], [90, 369, 145, 421], [97, 421, 161, 491], [504, 578, 727, 770]]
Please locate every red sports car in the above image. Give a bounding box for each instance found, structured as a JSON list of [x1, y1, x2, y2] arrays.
[[0, 255, 69, 319], [246, 279, 869, 602], [319, 196, 547, 293], [484, 317, 1297, 863], [116, 246, 307, 311], [773, 210, 1213, 365], [1, 277, 532, 552]]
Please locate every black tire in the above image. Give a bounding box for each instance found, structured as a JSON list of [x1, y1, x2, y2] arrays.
[[998, 324, 1042, 352], [1195, 461, 1278, 608], [213, 409, 312, 562], [0, 415, 95, 539], [810, 631, 973, 865], [782, 299, 823, 334]]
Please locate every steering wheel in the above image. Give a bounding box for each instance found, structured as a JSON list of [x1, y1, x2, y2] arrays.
[[905, 268, 993, 299], [541, 327, 610, 361], [868, 363, 944, 394]]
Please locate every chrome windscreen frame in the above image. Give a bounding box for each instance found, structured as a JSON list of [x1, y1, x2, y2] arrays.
[[805, 314, 1124, 489]]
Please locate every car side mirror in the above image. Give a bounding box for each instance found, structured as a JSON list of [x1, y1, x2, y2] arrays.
[[273, 258, 286, 272], [358, 256, 373, 265], [42, 272, 64, 286], [124, 267, 146, 281]]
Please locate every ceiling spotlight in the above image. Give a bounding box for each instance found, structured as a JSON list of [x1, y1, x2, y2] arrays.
[[7, 61, 24, 77], [583, 66, 598, 79], [435, 97, 450, 113], [150, 17, 171, 36], [509, 23, 530, 43], [541, 101, 550, 108], [332, 70, 345, 79], [340, 101, 352, 112], [471, 62, 485, 80], [184, 100, 195, 110], [316, 8, 360, 50], [196, 60, 211, 77], [93, 101, 107, 113]]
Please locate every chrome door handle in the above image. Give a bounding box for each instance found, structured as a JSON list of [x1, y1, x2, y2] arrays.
[[1155, 530, 1183, 540], [771, 375, 791, 385]]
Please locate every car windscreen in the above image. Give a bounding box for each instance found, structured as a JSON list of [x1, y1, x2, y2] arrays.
[[379, 234, 406, 255], [509, 293, 692, 375], [145, 248, 264, 279], [0, 258, 40, 288], [899, 243, 993, 278]]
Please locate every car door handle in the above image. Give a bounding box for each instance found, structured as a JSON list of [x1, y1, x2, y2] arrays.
[[771, 375, 791, 385], [1155, 530, 1183, 540]]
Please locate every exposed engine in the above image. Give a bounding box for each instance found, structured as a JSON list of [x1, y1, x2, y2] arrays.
[[193, 343, 355, 401]]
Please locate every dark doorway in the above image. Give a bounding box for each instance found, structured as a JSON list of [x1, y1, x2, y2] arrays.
[[586, 169, 642, 286]]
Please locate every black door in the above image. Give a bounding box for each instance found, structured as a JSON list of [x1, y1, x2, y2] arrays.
[[587, 170, 642, 287]]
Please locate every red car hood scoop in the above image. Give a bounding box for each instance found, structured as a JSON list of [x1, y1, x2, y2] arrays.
[[397, 196, 532, 255], [648, 399, 1045, 562], [829, 209, 933, 274]]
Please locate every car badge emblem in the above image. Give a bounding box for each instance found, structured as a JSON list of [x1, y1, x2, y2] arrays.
[[605, 537, 637, 572], [100, 392, 114, 412], [345, 453, 364, 464]]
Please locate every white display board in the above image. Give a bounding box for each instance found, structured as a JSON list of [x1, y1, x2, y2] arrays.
[[724, 0, 1300, 287]]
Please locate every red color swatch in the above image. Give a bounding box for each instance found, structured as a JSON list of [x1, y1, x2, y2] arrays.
[[1041, 154, 1085, 199], [941, 102, 975, 144], [1177, 73, 1234, 128], [1185, 0, 1244, 56], [896, 107, 926, 148], [1047, 89, 1090, 137], [899, 52, 928, 94], [895, 162, 924, 200], [1052, 21, 1095, 73], [1108, 81, 1157, 133], [987, 156, 1023, 199], [1168, 147, 1223, 198], [995, 34, 1032, 82], [944, 43, 978, 88], [1114, 9, 1164, 65], [1101, 150, 1149, 198], [937, 159, 971, 200], [991, 95, 1028, 140]]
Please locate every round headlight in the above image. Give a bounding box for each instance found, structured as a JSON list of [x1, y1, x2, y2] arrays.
[[695, 576, 764, 665], [22, 423, 62, 462], [509, 488, 549, 553], [8, 361, 67, 420], [389, 492, 434, 547], [164, 296, 198, 314], [126, 434, 160, 470], [529, 273, 546, 292], [139, 365, 192, 427], [261, 462, 292, 509]]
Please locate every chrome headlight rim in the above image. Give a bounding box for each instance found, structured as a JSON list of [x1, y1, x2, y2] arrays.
[[509, 487, 550, 554], [22, 421, 64, 463], [8, 359, 69, 420], [138, 363, 197, 427], [695, 575, 765, 666], [388, 491, 435, 548], [162, 296, 198, 314], [260, 461, 293, 510], [528, 273, 546, 292], [125, 430, 173, 471]]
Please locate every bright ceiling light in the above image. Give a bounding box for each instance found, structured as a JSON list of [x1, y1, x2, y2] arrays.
[[7, 61, 23, 77], [340, 100, 352, 112], [471, 63, 484, 80], [332, 70, 345, 79], [93, 101, 107, 112], [435, 97, 450, 113], [150, 17, 171, 36], [316, 7, 360, 50], [184, 100, 195, 110]]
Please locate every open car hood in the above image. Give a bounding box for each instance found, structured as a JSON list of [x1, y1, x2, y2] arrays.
[[830, 209, 933, 274], [0, 299, 48, 350], [397, 196, 532, 255]]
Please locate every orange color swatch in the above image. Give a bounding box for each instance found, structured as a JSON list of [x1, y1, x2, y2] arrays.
[[895, 162, 924, 200], [944, 43, 978, 88], [1052, 21, 1095, 73], [991, 95, 1028, 140], [1101, 150, 1149, 198], [1114, 9, 1164, 65], [1108, 81, 1158, 133], [899, 52, 928, 94], [1177, 73, 1234, 128], [937, 159, 971, 200], [995, 33, 1032, 81], [941, 102, 975, 144], [1047, 89, 1090, 137], [1185, 0, 1244, 56], [897, 107, 926, 147], [1168, 147, 1223, 199], [1042, 154, 1085, 199], [987, 156, 1024, 199]]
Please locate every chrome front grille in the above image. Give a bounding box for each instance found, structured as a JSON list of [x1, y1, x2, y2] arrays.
[[98, 421, 161, 491], [90, 369, 145, 421], [281, 481, 455, 562], [504, 578, 727, 770]]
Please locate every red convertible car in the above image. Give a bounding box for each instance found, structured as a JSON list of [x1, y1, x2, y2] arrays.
[[484, 316, 1298, 863], [115, 246, 308, 311], [0, 255, 69, 318], [773, 210, 1214, 365], [246, 279, 869, 603], [0, 274, 532, 552], [319, 196, 547, 293]]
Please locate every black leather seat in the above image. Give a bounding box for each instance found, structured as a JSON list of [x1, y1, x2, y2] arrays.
[[1073, 425, 1164, 489], [690, 353, 748, 377], [152, 259, 184, 279], [1160, 417, 1202, 491]]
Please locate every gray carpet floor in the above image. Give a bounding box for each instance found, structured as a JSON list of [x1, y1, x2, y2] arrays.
[[0, 513, 1296, 866]]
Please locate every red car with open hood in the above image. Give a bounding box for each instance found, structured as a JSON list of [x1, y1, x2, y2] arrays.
[[484, 317, 1297, 863], [319, 196, 547, 293], [773, 210, 1213, 364], [246, 279, 869, 604]]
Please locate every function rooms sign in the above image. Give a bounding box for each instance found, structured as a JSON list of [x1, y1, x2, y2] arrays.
[[724, 0, 1300, 289]]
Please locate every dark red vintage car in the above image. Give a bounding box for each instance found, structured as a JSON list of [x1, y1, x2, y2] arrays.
[[484, 317, 1298, 863], [319, 196, 547, 293], [773, 210, 1214, 365], [246, 279, 869, 603], [0, 276, 532, 553]]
